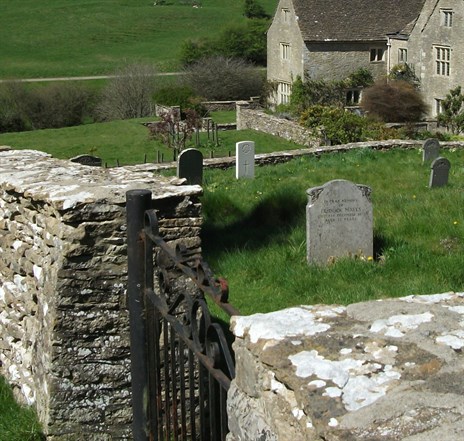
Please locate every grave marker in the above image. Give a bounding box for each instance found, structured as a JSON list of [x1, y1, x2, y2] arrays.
[[177, 148, 203, 185], [306, 179, 373, 265], [429, 157, 451, 188], [236, 141, 255, 179], [422, 138, 440, 163], [70, 154, 102, 167]]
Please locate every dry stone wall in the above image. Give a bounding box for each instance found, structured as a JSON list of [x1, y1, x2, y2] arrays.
[[228, 292, 464, 440], [236, 101, 320, 147], [0, 147, 202, 440]]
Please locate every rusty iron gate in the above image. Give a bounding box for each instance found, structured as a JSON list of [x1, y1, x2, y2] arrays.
[[126, 189, 239, 441]]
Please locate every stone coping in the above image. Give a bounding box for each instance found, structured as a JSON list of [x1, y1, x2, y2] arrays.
[[230, 292, 464, 440], [0, 148, 202, 210]]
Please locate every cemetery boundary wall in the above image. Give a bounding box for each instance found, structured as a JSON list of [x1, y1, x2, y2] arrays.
[[0, 146, 203, 440], [1, 145, 464, 440]]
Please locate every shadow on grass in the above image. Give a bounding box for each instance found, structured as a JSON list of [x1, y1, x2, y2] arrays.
[[201, 188, 306, 259]]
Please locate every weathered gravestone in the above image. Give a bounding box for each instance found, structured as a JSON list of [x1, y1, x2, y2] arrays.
[[429, 156, 451, 188], [236, 141, 255, 179], [422, 138, 440, 163], [70, 154, 102, 167], [306, 179, 373, 265], [177, 148, 203, 185]]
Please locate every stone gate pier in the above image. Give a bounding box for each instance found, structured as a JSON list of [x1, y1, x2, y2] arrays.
[[0, 147, 203, 439]]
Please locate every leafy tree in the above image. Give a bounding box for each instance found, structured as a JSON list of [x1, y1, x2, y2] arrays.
[[182, 56, 264, 100], [148, 108, 202, 154], [361, 80, 427, 122], [243, 0, 270, 19], [95, 63, 157, 121], [437, 86, 464, 134], [180, 19, 269, 66]]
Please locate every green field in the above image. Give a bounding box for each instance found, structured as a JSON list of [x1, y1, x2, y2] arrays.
[[0, 0, 277, 79], [201, 148, 464, 316], [0, 115, 302, 166]]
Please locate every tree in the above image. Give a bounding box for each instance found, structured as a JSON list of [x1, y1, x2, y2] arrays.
[[243, 0, 270, 19], [361, 80, 428, 122], [148, 108, 202, 154], [95, 63, 157, 121], [182, 56, 265, 100], [437, 86, 464, 134]]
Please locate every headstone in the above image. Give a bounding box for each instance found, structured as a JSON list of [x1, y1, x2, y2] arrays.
[[422, 138, 440, 163], [177, 148, 203, 185], [429, 157, 451, 188], [70, 154, 102, 167], [236, 141, 255, 179], [306, 179, 373, 265]]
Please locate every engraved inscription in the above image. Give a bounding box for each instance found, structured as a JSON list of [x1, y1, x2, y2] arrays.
[[319, 199, 364, 224]]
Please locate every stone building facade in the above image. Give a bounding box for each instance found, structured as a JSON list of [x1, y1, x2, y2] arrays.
[[267, 0, 464, 117]]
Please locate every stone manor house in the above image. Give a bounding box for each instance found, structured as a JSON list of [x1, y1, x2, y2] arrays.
[[267, 0, 464, 118]]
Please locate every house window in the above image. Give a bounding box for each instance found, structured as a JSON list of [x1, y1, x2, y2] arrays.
[[435, 46, 450, 76], [435, 98, 443, 116], [441, 9, 453, 27], [370, 48, 385, 62], [398, 48, 408, 63], [282, 8, 290, 22], [280, 43, 290, 60], [278, 82, 292, 105], [346, 89, 361, 105]]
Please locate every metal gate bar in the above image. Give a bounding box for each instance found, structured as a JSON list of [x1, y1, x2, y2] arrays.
[[126, 189, 238, 441]]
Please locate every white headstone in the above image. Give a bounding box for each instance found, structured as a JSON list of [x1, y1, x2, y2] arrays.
[[306, 179, 373, 265], [236, 141, 255, 179]]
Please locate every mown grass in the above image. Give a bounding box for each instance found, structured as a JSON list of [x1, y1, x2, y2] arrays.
[[0, 115, 302, 166], [0, 376, 44, 441], [201, 148, 464, 316], [0, 0, 277, 79]]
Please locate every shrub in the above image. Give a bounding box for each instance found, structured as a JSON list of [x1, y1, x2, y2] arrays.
[[388, 63, 420, 86], [437, 86, 464, 134], [95, 63, 158, 121], [182, 56, 265, 100], [243, 0, 270, 19], [0, 81, 95, 133], [180, 20, 269, 66], [28, 83, 94, 129], [361, 80, 428, 122], [300, 105, 372, 144]]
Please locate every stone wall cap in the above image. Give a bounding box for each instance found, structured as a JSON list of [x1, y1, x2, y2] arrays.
[[0, 149, 202, 210]]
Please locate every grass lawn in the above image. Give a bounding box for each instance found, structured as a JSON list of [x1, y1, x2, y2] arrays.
[[0, 0, 277, 79], [200, 148, 464, 316], [0, 377, 43, 441], [0, 116, 302, 166]]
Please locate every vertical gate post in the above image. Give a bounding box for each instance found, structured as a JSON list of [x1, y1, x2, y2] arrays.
[[126, 189, 152, 441]]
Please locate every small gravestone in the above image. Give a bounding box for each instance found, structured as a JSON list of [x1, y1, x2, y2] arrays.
[[236, 141, 255, 179], [429, 157, 451, 188], [306, 179, 373, 265], [70, 154, 102, 167], [422, 138, 440, 163], [177, 148, 203, 185]]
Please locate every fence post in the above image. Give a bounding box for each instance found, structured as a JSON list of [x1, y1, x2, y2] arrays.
[[126, 189, 152, 441]]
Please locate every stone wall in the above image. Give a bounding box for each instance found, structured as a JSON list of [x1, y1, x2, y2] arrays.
[[228, 292, 464, 440], [236, 101, 320, 147], [0, 147, 202, 440]]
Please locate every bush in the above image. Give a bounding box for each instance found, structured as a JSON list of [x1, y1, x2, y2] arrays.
[[437, 86, 464, 134], [361, 80, 428, 122], [182, 56, 265, 100], [180, 20, 269, 66], [243, 0, 270, 19], [0, 81, 95, 133], [95, 63, 158, 121], [28, 83, 94, 129], [298, 105, 404, 144]]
